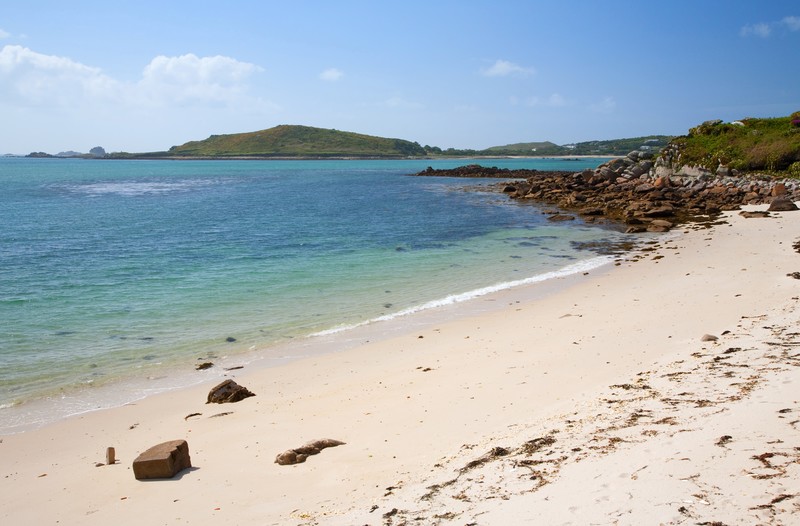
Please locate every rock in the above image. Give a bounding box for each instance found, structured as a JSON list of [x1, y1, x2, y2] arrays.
[[275, 438, 346, 466], [195, 362, 214, 370], [132, 440, 191, 480], [701, 334, 719, 342], [653, 166, 674, 179], [772, 183, 787, 196], [739, 210, 770, 218], [547, 214, 575, 221], [206, 379, 255, 404], [643, 205, 674, 217], [767, 197, 798, 211], [647, 219, 673, 232]]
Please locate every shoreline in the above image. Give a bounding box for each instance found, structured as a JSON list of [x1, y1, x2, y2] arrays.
[[2, 205, 799, 524], [0, 252, 618, 435]]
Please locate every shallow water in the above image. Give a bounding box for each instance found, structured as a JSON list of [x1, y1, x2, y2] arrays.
[[0, 157, 626, 431]]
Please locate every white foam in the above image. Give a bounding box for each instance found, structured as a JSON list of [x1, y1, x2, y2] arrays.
[[52, 179, 223, 197], [311, 255, 613, 337]]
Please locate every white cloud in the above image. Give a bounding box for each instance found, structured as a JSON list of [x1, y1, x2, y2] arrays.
[[138, 53, 263, 105], [0, 45, 120, 105], [740, 22, 772, 38], [741, 15, 800, 37], [589, 96, 616, 114], [319, 67, 344, 81], [0, 29, 10, 39], [782, 16, 800, 31], [481, 59, 534, 77], [0, 45, 264, 108]]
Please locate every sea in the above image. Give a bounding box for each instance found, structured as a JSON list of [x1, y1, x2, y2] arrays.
[[0, 156, 631, 433]]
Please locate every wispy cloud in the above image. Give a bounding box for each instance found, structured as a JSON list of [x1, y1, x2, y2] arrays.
[[481, 59, 534, 77], [0, 29, 10, 39], [319, 67, 344, 82], [740, 22, 772, 38], [0, 45, 266, 108], [782, 15, 800, 31], [384, 96, 424, 110], [522, 93, 568, 108], [741, 15, 800, 37], [589, 96, 616, 114]]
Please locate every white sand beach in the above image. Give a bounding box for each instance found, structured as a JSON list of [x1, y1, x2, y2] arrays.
[[1, 205, 798, 525]]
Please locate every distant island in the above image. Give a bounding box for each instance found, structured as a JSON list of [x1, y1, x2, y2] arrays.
[[19, 125, 673, 160], [18, 112, 800, 176]]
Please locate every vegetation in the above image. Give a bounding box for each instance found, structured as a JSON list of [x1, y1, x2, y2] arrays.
[[166, 125, 426, 158], [481, 136, 672, 157], [670, 114, 800, 174]]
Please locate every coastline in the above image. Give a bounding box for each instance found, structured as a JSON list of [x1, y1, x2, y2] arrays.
[[2, 205, 799, 524]]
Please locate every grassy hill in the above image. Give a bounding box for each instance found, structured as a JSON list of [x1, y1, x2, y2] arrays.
[[670, 114, 800, 175], [484, 141, 563, 155], [484, 136, 673, 156], [166, 125, 426, 158]]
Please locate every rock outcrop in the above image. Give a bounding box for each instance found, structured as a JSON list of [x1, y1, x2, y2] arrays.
[[416, 151, 800, 232], [206, 379, 255, 404]]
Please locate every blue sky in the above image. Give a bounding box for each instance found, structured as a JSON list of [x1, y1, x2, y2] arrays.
[[1, 1, 798, 154]]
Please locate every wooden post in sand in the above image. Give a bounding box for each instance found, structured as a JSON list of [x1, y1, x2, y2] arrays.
[[106, 447, 116, 465]]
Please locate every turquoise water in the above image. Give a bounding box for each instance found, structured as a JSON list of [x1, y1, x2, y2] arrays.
[[0, 157, 624, 431]]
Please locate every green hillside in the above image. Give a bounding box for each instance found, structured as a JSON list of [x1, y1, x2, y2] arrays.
[[670, 114, 800, 174], [484, 136, 673, 156], [167, 125, 426, 158], [484, 141, 562, 155]]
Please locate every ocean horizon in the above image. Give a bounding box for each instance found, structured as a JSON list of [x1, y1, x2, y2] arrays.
[[0, 156, 628, 433]]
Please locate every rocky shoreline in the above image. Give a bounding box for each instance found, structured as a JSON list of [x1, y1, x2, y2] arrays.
[[413, 151, 800, 232]]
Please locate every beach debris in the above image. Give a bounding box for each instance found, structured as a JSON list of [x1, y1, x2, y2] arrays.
[[739, 210, 771, 218], [224, 365, 244, 371], [209, 411, 233, 418], [767, 197, 799, 212], [206, 379, 255, 404], [787, 272, 800, 280], [195, 362, 214, 370], [132, 439, 192, 480], [701, 334, 719, 342], [184, 412, 202, 421], [274, 438, 345, 466], [225, 336, 237, 342], [106, 447, 116, 465], [715, 435, 733, 447]]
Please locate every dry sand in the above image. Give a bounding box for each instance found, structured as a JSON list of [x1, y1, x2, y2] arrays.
[[1, 205, 799, 525]]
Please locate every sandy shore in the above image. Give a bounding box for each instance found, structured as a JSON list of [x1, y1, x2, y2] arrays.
[[2, 205, 799, 525]]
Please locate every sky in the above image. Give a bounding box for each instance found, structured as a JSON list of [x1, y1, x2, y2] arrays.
[[1, 1, 799, 154]]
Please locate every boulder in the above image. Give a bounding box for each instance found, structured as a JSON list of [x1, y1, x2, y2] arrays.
[[206, 379, 256, 404], [771, 183, 787, 197], [132, 440, 191, 480], [647, 219, 673, 232], [767, 197, 798, 212]]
